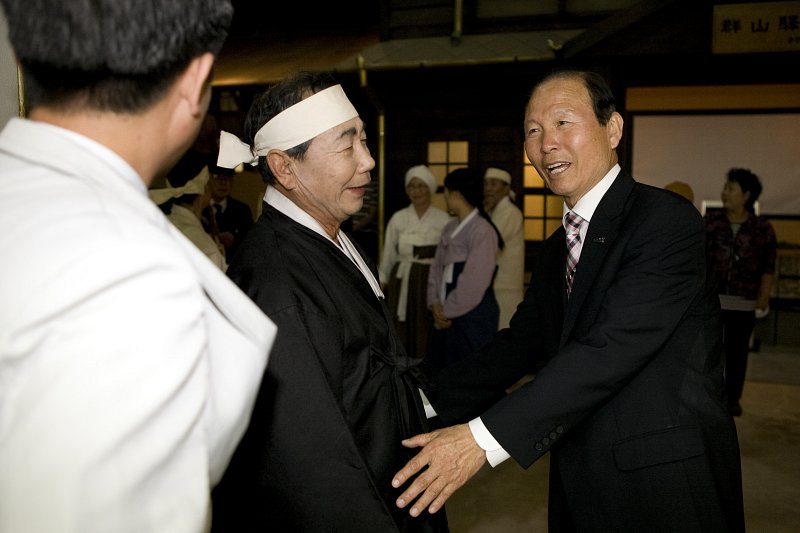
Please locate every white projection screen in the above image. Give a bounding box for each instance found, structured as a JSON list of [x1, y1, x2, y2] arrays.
[[631, 113, 800, 216]]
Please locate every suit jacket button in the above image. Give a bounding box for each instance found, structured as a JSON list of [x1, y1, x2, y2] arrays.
[[535, 443, 543, 451], [550, 432, 557, 439], [542, 437, 550, 445], [556, 426, 564, 434]]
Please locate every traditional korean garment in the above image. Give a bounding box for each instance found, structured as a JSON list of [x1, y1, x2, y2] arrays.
[[379, 204, 452, 358], [427, 209, 499, 371], [490, 195, 525, 329], [212, 187, 448, 533]]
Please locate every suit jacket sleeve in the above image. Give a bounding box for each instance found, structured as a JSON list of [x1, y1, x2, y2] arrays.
[[494, 191, 705, 467]]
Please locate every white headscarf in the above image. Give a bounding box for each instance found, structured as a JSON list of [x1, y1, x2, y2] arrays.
[[484, 167, 511, 184], [404, 165, 438, 196], [484, 167, 516, 201]]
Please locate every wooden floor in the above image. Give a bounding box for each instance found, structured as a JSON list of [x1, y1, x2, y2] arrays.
[[443, 344, 800, 532]]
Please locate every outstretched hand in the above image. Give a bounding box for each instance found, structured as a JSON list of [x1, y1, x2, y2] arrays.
[[392, 424, 486, 516]]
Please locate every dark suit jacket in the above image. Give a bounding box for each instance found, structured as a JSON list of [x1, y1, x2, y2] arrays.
[[430, 171, 744, 532], [211, 196, 253, 260]]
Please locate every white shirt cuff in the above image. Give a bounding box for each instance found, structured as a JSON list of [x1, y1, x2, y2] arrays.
[[468, 417, 511, 467]]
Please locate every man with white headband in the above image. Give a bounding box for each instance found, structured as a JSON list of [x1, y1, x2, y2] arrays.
[[211, 71, 448, 533], [483, 167, 525, 329]]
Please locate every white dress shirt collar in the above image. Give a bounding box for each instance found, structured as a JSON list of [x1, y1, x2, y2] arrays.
[[562, 163, 621, 224], [211, 198, 228, 212], [451, 207, 479, 239], [32, 120, 145, 194]]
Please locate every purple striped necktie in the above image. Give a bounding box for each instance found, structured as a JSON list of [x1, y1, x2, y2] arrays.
[[564, 211, 586, 297]]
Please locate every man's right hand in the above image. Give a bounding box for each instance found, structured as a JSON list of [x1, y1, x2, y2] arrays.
[[392, 424, 486, 517]]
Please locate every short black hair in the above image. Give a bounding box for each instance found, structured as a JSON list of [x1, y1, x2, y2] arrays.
[[444, 167, 505, 249], [532, 69, 617, 125], [445, 168, 484, 209], [727, 168, 763, 213], [166, 149, 210, 187], [244, 71, 339, 185], [1, 0, 233, 112]]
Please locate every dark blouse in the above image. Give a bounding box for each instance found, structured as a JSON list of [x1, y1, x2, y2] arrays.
[[704, 210, 776, 300]]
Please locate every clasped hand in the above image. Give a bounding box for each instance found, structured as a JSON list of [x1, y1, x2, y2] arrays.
[[392, 424, 486, 516], [431, 303, 452, 330]]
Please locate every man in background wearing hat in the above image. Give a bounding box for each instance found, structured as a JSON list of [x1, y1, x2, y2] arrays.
[[206, 165, 254, 261], [211, 72, 448, 532], [0, 1, 275, 531], [379, 164, 452, 359], [484, 167, 525, 329]]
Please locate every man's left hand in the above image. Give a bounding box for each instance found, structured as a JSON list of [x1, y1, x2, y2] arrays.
[[392, 424, 486, 516], [218, 232, 235, 248]]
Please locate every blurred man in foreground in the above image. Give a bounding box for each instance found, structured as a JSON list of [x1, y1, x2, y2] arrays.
[[0, 1, 275, 531]]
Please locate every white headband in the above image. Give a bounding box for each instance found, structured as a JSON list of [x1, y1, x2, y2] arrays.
[[217, 84, 358, 169], [484, 167, 511, 184], [149, 167, 209, 205], [404, 164, 438, 196]]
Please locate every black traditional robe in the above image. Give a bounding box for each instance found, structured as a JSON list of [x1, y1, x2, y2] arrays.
[[212, 203, 448, 532]]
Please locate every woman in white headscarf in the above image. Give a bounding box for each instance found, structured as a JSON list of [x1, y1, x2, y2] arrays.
[[378, 165, 452, 358]]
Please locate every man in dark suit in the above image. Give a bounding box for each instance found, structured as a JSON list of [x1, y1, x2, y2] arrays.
[[206, 165, 253, 261], [392, 69, 744, 532]]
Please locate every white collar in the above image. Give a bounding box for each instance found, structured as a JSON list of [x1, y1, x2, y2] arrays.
[[31, 119, 145, 194], [493, 195, 512, 211], [264, 185, 384, 299], [451, 207, 479, 239], [562, 164, 621, 223], [265, 185, 334, 241]]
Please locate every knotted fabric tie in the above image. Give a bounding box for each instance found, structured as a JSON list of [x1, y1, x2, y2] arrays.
[[216, 84, 358, 169], [148, 167, 209, 206], [564, 211, 586, 297]]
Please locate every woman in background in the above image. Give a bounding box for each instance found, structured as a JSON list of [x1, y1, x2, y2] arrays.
[[427, 167, 504, 371], [379, 165, 452, 358], [705, 167, 776, 416]]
